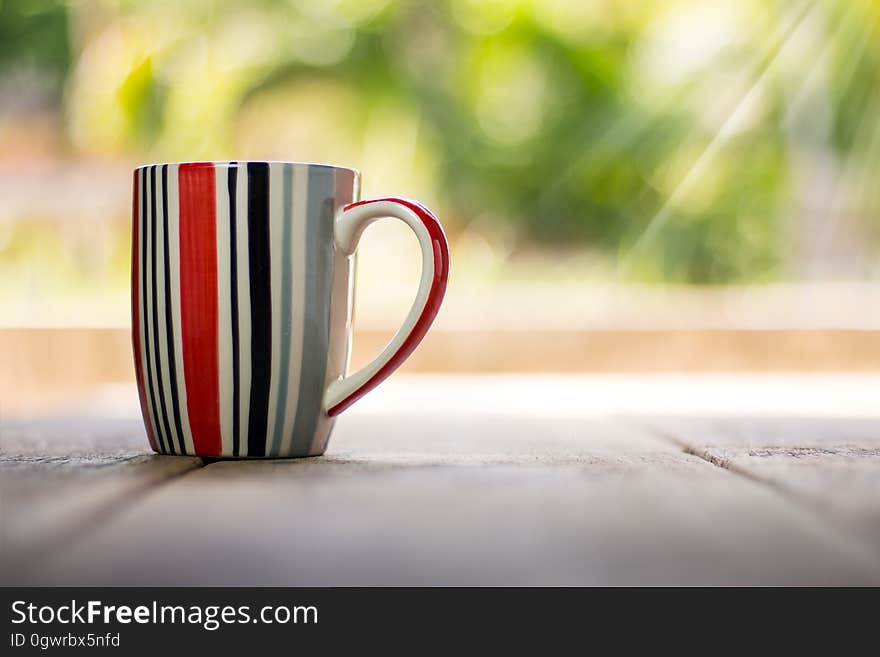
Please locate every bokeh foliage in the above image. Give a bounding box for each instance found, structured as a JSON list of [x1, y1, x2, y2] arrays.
[[3, 0, 880, 284]]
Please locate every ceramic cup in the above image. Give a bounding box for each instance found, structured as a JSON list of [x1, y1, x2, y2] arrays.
[[131, 161, 449, 458]]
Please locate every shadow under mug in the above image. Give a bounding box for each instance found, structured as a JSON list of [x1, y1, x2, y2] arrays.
[[131, 161, 449, 458]]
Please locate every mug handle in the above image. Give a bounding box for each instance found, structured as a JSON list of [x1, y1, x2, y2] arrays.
[[324, 197, 450, 416]]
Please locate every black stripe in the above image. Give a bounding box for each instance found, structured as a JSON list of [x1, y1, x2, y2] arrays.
[[150, 165, 175, 454], [161, 165, 187, 454], [246, 162, 272, 457], [140, 168, 165, 453], [228, 164, 241, 457]]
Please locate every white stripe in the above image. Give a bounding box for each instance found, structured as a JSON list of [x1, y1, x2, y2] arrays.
[[236, 166, 252, 456], [137, 168, 158, 449], [167, 164, 195, 455], [279, 166, 308, 455], [144, 167, 166, 451], [154, 167, 181, 453], [266, 164, 284, 453], [215, 166, 234, 456]]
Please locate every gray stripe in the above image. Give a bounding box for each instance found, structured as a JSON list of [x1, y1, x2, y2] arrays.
[[290, 167, 335, 455], [269, 164, 294, 456]]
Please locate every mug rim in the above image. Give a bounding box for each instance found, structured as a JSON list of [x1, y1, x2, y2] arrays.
[[133, 160, 360, 176]]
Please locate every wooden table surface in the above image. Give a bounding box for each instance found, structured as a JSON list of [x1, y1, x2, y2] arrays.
[[2, 374, 879, 586]]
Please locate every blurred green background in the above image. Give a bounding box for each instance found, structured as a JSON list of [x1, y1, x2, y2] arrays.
[[2, 0, 880, 327]]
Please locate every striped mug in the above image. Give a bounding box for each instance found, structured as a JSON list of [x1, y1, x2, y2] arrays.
[[131, 161, 449, 458]]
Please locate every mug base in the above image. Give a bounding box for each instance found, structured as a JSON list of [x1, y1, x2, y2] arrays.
[[149, 447, 328, 460], [199, 451, 327, 461]]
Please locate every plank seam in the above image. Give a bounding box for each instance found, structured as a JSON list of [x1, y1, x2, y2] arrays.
[[634, 420, 880, 571], [7, 457, 208, 580]]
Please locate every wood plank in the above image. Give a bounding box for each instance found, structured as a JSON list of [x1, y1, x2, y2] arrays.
[[7, 328, 880, 415], [0, 415, 201, 580], [1, 328, 134, 416], [21, 412, 879, 586], [363, 328, 880, 374], [638, 416, 880, 549]]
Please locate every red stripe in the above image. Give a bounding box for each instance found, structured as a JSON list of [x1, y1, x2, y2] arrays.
[[327, 197, 449, 416], [132, 171, 158, 451], [178, 163, 222, 456]]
